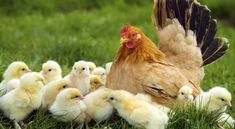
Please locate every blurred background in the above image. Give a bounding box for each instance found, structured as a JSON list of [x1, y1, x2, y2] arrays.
[[0, 0, 234, 88]]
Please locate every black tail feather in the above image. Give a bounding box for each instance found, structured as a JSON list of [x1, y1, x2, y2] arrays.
[[153, 0, 229, 66], [203, 38, 229, 66]]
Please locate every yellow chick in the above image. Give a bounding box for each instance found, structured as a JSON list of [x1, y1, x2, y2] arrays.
[[108, 90, 169, 129], [91, 67, 106, 84], [40, 60, 62, 84], [195, 86, 232, 112], [49, 88, 86, 123], [0, 61, 31, 92], [0, 72, 44, 129], [135, 93, 170, 113], [89, 75, 104, 92], [64, 60, 90, 95], [176, 85, 194, 106], [84, 88, 114, 123], [86, 61, 96, 74], [5, 78, 20, 92], [219, 113, 234, 128], [105, 62, 112, 75], [42, 79, 70, 108]]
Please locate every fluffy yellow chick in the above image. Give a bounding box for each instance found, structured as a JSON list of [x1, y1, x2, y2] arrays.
[[176, 85, 194, 106], [42, 79, 70, 108], [108, 90, 169, 129], [89, 75, 104, 92], [91, 67, 106, 84], [64, 60, 90, 95], [5, 78, 20, 92], [84, 88, 114, 123], [40, 60, 62, 84], [105, 62, 112, 75], [86, 61, 96, 74], [0, 61, 31, 92], [195, 86, 232, 112], [0, 72, 44, 129], [49, 88, 86, 123], [219, 113, 234, 128], [135, 93, 170, 113]]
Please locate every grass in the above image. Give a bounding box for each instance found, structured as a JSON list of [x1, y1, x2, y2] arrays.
[[0, 0, 234, 129]]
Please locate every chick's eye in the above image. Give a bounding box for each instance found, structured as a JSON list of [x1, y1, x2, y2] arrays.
[[75, 95, 79, 98], [63, 85, 67, 88], [74, 67, 76, 70], [22, 68, 25, 71], [221, 98, 225, 101], [94, 81, 98, 84], [109, 97, 114, 100], [181, 92, 184, 95], [82, 68, 86, 70], [48, 69, 52, 72]]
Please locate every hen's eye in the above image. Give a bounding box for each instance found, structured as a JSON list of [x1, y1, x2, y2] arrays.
[[48, 69, 52, 72], [132, 33, 136, 37], [22, 68, 25, 71], [181, 92, 184, 95], [221, 98, 225, 101]]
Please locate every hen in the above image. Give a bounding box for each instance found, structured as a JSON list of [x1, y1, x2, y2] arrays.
[[106, 0, 229, 107]]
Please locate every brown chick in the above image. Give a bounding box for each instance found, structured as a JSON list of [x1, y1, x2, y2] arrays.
[[89, 75, 104, 92]]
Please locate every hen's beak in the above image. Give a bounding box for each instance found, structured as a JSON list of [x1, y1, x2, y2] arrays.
[[120, 37, 129, 44]]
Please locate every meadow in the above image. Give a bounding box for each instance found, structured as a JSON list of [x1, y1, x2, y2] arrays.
[[0, 0, 234, 128]]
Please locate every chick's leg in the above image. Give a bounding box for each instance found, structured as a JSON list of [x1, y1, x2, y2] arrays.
[[14, 121, 22, 129]]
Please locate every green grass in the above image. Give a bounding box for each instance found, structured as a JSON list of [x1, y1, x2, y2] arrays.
[[0, 0, 234, 129]]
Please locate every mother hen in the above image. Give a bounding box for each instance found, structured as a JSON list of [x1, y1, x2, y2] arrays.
[[106, 0, 229, 107]]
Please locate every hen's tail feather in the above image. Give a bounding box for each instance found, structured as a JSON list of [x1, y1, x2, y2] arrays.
[[203, 38, 229, 66], [153, 0, 229, 66]]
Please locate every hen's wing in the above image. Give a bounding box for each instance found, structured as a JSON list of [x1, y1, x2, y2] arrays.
[[139, 62, 200, 105], [153, 0, 229, 66]]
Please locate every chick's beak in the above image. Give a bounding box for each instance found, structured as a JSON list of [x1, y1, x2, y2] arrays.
[[80, 96, 85, 100], [226, 101, 232, 108]]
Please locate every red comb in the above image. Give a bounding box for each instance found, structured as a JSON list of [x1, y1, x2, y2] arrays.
[[121, 23, 131, 34]]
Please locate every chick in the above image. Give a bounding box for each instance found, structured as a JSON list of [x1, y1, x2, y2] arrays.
[[105, 62, 112, 75], [108, 90, 169, 129], [0, 61, 31, 92], [135, 93, 170, 113], [49, 88, 86, 123], [40, 60, 62, 84], [86, 61, 96, 73], [5, 79, 20, 92], [89, 75, 104, 92], [91, 67, 106, 84], [42, 79, 70, 108], [219, 113, 234, 128], [64, 60, 90, 95], [176, 85, 194, 105], [84, 88, 114, 123], [0, 72, 44, 129], [195, 86, 232, 112]]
